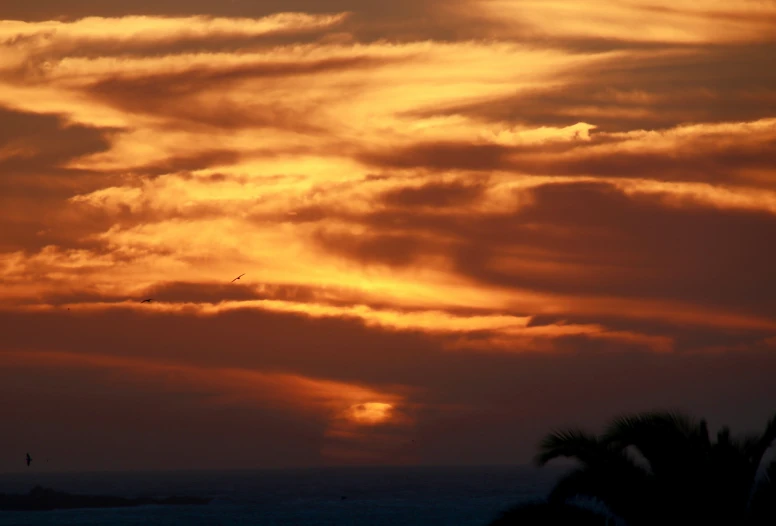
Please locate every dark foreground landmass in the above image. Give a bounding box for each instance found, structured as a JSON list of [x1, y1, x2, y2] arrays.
[[0, 485, 212, 511]]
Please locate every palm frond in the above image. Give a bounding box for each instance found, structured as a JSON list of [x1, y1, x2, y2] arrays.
[[535, 428, 601, 466], [748, 412, 776, 469], [533, 410, 776, 525], [603, 410, 708, 479], [605, 411, 698, 442], [488, 500, 612, 526], [741, 433, 761, 452], [548, 465, 654, 526], [747, 460, 776, 525], [699, 419, 711, 450]]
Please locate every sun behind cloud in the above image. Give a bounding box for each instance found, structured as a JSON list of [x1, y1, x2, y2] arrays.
[[346, 402, 395, 425], [1, 0, 776, 472]]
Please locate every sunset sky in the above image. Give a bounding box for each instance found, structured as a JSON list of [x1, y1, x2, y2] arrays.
[[1, 1, 776, 472]]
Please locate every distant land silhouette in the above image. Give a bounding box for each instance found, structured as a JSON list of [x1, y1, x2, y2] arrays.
[[0, 486, 211, 511]]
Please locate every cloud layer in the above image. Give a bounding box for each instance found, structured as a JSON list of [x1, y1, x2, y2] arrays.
[[1, 0, 775, 471]]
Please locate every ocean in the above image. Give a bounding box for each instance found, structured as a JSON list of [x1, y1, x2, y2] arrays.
[[0, 465, 563, 526]]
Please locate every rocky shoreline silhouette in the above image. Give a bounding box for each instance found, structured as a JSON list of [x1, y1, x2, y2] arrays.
[[0, 486, 212, 511]]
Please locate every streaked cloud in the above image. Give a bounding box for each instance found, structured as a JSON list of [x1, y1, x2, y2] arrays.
[[470, 0, 776, 43], [1, 0, 774, 469], [0, 348, 410, 464]]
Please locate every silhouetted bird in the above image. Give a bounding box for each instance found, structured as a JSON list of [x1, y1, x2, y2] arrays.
[[26, 453, 31, 467], [231, 273, 245, 283], [140, 299, 153, 303]]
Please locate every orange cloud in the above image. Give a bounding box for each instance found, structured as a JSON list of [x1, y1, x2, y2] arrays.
[[0, 348, 412, 461], [2, 1, 776, 469], [467, 0, 776, 43], [0, 349, 396, 410], [0, 13, 349, 52]]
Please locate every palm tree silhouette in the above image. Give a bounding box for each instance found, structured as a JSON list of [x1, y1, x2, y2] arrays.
[[534, 411, 776, 526], [748, 459, 776, 525], [489, 500, 610, 525]]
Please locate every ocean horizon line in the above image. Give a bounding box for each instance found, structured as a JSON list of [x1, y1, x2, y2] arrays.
[[0, 463, 563, 477]]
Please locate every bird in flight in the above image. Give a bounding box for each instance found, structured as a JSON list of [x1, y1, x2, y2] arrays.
[[26, 453, 32, 467], [140, 298, 153, 303], [231, 273, 245, 283]]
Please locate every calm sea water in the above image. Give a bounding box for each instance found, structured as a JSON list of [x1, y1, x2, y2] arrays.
[[0, 466, 562, 526]]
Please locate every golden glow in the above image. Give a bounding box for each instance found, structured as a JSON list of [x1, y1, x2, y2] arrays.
[[1, 1, 775, 468], [0, 13, 348, 46], [472, 0, 776, 43], [346, 402, 395, 425], [0, 349, 403, 423]]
